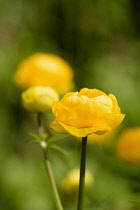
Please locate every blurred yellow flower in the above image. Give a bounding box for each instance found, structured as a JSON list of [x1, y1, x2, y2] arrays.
[[22, 86, 59, 113], [61, 169, 93, 194], [50, 88, 125, 137], [14, 53, 74, 94], [77, 131, 114, 145], [117, 127, 140, 163]]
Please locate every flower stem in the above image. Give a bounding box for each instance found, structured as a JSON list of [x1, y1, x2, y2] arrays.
[[37, 112, 64, 210], [77, 136, 87, 210]]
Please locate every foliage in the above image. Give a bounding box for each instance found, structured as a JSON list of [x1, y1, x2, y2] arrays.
[[0, 0, 140, 209]]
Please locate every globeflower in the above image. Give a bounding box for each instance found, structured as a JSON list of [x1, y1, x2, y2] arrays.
[[14, 53, 74, 94], [50, 88, 125, 137], [117, 127, 140, 163], [61, 169, 93, 194], [22, 86, 59, 113], [22, 86, 63, 210]]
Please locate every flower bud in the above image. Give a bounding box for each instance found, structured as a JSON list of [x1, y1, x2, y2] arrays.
[[22, 86, 59, 113], [61, 169, 93, 194]]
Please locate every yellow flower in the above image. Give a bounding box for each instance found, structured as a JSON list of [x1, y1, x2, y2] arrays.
[[117, 127, 140, 163], [61, 169, 93, 194], [22, 86, 59, 113], [50, 88, 125, 137], [14, 53, 74, 94]]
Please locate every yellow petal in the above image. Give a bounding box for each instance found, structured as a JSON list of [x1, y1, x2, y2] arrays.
[[108, 94, 120, 114], [94, 101, 112, 116], [60, 94, 84, 110], [52, 101, 70, 124], [52, 101, 59, 113], [50, 120, 66, 133], [67, 99, 112, 129], [104, 113, 125, 130], [94, 96, 112, 109], [79, 88, 106, 98], [57, 121, 110, 137], [67, 101, 98, 128]]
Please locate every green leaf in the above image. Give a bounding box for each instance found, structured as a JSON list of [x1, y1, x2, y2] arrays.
[[24, 139, 40, 144], [28, 132, 48, 142], [28, 132, 40, 141], [49, 144, 68, 155], [40, 133, 48, 141], [47, 137, 57, 144], [47, 135, 68, 145]]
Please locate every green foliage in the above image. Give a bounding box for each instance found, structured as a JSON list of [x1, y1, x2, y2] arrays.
[[49, 144, 68, 156], [0, 0, 140, 209], [28, 132, 48, 142]]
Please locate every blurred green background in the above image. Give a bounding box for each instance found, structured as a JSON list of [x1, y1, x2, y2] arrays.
[[0, 0, 140, 209]]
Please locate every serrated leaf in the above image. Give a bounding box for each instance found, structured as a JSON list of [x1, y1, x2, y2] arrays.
[[49, 144, 68, 155]]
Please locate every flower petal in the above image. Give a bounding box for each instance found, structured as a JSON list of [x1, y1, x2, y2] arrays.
[[104, 113, 125, 130], [50, 120, 66, 133], [57, 121, 110, 137], [52, 102, 70, 124], [94, 95, 112, 109], [67, 101, 95, 128], [79, 88, 106, 98], [108, 94, 120, 114], [67, 100, 112, 129], [60, 94, 84, 110]]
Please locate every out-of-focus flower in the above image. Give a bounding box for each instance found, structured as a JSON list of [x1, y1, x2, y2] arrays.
[[117, 127, 140, 163], [61, 169, 93, 194], [77, 131, 114, 145], [50, 88, 125, 137], [14, 53, 74, 94], [22, 86, 59, 113]]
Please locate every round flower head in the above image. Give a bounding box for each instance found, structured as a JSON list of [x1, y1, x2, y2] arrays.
[[50, 88, 125, 137], [117, 127, 140, 163], [61, 169, 93, 194], [14, 53, 74, 94], [22, 86, 59, 113]]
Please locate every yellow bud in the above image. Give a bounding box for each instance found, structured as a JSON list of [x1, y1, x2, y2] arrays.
[[61, 169, 93, 194], [22, 86, 59, 113]]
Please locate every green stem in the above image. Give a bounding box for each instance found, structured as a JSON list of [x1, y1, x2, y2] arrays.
[[37, 112, 64, 210], [77, 136, 87, 210]]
